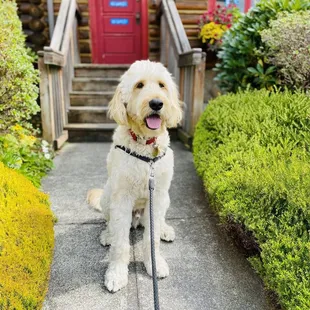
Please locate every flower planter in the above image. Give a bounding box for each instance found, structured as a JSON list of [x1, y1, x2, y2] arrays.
[[204, 50, 218, 69]]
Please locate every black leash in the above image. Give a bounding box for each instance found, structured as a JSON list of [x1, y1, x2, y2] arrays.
[[149, 163, 160, 310], [115, 145, 162, 310]]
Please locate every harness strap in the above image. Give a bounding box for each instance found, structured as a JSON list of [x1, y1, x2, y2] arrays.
[[115, 145, 166, 163]]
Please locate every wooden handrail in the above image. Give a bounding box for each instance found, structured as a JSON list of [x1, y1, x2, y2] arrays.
[[38, 0, 80, 149], [50, 0, 71, 51], [159, 0, 206, 146], [161, 0, 190, 55]]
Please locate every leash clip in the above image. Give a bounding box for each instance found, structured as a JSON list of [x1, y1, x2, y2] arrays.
[[149, 162, 155, 190]]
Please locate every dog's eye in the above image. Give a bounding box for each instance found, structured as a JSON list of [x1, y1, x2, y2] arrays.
[[136, 82, 144, 89], [159, 82, 165, 88]]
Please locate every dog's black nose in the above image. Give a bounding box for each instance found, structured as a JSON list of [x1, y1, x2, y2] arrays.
[[149, 99, 163, 111]]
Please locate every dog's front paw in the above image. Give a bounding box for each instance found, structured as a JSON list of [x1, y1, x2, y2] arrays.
[[105, 263, 128, 292], [160, 224, 175, 242], [100, 229, 110, 246], [144, 255, 169, 278]]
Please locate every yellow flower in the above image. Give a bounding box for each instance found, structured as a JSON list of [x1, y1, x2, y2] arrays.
[[12, 124, 22, 131], [199, 22, 228, 45], [20, 134, 36, 146]]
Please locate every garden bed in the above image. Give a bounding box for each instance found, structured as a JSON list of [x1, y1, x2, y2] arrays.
[[0, 2, 55, 308]]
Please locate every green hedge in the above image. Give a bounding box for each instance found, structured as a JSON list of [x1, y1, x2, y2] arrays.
[[193, 89, 310, 309], [0, 0, 39, 132]]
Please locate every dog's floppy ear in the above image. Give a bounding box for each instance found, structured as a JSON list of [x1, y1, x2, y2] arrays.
[[108, 84, 128, 125], [166, 81, 183, 128]]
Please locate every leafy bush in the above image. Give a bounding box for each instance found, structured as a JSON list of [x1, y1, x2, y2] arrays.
[[260, 11, 310, 91], [0, 162, 55, 309], [215, 0, 310, 92], [0, 1, 39, 132], [0, 1, 53, 186], [193, 89, 310, 309], [0, 125, 54, 187]]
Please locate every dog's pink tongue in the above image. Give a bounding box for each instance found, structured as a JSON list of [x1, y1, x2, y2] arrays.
[[146, 115, 161, 129]]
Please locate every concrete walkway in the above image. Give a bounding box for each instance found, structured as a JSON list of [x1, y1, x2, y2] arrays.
[[42, 142, 271, 310]]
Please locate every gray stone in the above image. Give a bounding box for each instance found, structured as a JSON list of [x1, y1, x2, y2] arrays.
[[43, 224, 138, 310], [43, 142, 271, 310], [133, 218, 269, 310]]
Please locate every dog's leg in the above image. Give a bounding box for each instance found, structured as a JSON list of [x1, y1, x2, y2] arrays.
[[143, 191, 169, 278], [159, 194, 175, 242], [104, 195, 133, 292], [160, 221, 175, 242]]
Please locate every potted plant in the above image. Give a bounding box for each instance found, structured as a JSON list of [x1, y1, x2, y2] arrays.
[[198, 4, 240, 68]]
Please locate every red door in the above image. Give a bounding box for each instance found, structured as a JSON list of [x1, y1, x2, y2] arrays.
[[89, 0, 148, 64]]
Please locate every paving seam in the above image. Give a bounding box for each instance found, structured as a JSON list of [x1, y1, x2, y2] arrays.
[[131, 230, 142, 310], [53, 215, 217, 226], [55, 221, 105, 226], [165, 214, 217, 220]]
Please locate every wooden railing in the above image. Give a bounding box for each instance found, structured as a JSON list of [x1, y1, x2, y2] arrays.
[[159, 0, 206, 146], [38, 0, 80, 149]]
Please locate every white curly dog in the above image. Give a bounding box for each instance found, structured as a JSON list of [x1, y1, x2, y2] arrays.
[[87, 60, 182, 293]]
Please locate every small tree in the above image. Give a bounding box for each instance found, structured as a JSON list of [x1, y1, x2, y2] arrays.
[[261, 11, 310, 91]]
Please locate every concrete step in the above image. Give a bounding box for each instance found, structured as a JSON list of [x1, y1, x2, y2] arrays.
[[72, 77, 119, 92], [68, 106, 110, 124], [64, 123, 117, 142], [70, 91, 114, 106], [74, 64, 129, 78]]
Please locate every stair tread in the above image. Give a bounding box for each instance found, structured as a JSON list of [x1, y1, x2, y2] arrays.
[[70, 91, 115, 95], [74, 64, 130, 69], [72, 77, 120, 81], [69, 106, 109, 111], [65, 123, 116, 130]]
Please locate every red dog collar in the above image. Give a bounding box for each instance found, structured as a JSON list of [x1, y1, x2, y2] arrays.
[[130, 130, 156, 145]]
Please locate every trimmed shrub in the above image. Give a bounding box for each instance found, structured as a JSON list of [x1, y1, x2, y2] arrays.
[[193, 89, 310, 309], [260, 11, 310, 91], [0, 1, 39, 132], [0, 162, 55, 309], [215, 0, 310, 92]]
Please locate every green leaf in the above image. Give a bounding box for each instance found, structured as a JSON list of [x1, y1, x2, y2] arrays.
[[248, 67, 258, 74]]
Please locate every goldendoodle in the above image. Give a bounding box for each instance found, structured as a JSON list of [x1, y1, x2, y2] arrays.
[[87, 60, 182, 292]]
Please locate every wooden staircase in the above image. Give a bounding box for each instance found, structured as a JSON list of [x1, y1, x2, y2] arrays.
[[64, 64, 129, 142], [39, 0, 205, 149]]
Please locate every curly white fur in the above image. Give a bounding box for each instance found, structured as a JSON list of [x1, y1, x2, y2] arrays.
[[87, 60, 182, 292]]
